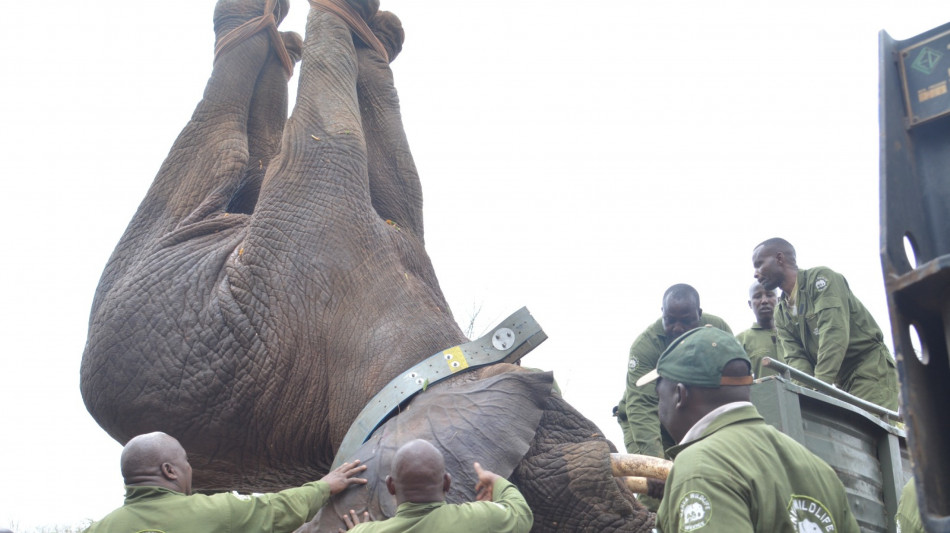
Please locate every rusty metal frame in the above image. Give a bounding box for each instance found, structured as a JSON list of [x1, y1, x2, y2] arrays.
[[880, 22, 950, 532]]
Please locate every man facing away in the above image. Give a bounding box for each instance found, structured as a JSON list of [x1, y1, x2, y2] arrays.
[[640, 326, 859, 532], [735, 281, 785, 378], [751, 237, 899, 410], [84, 432, 368, 532], [340, 439, 533, 533]]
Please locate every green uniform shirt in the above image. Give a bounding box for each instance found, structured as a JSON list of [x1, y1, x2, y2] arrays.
[[657, 404, 859, 533], [622, 314, 732, 458], [735, 323, 785, 379], [775, 267, 898, 410], [351, 478, 533, 533], [896, 478, 926, 533], [84, 481, 332, 533]]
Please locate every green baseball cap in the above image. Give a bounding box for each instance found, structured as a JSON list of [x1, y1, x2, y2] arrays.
[[636, 326, 752, 388]]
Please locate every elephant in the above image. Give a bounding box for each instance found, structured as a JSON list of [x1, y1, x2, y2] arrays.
[[80, 0, 656, 530]]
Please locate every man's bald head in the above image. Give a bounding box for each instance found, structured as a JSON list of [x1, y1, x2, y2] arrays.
[[120, 432, 192, 494], [386, 439, 450, 504], [754, 238, 797, 265]]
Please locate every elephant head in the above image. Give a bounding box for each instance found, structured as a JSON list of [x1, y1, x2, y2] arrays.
[[80, 0, 654, 530]]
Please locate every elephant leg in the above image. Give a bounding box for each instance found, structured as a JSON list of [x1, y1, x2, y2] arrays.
[[128, 0, 290, 235], [225, 30, 304, 216], [92, 0, 294, 316], [253, 7, 369, 233], [356, 12, 425, 239], [234, 5, 464, 467]]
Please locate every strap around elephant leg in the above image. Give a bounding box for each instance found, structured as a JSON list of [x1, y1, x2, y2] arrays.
[[308, 0, 390, 62], [214, 0, 296, 76]]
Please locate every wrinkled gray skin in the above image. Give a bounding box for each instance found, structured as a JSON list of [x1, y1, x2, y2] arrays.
[[80, 1, 650, 531]]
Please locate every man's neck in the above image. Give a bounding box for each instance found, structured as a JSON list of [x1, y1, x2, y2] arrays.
[[780, 267, 798, 296], [756, 319, 774, 330]]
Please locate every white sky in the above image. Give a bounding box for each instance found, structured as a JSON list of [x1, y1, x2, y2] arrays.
[[2, 1, 947, 529]]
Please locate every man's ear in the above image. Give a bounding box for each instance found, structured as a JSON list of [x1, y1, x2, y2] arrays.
[[161, 462, 178, 481], [386, 475, 396, 496], [776, 251, 785, 265], [748, 300, 753, 310], [443, 473, 451, 493], [674, 383, 689, 410], [697, 307, 703, 318]]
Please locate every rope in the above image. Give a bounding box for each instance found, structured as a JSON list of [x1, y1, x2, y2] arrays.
[[308, 0, 389, 63], [214, 0, 296, 76]]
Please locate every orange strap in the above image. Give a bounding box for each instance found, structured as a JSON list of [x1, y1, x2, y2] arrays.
[[214, 0, 295, 76], [308, 0, 389, 62], [720, 375, 754, 386]]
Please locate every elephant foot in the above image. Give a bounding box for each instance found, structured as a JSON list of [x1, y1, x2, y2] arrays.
[[213, 0, 289, 38], [280, 30, 304, 64], [214, 0, 297, 75], [309, 0, 390, 62], [344, 0, 380, 21], [369, 11, 404, 62]]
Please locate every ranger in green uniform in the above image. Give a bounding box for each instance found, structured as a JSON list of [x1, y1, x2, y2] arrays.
[[639, 327, 859, 533], [341, 439, 533, 533], [752, 238, 899, 410], [896, 478, 926, 533], [621, 284, 732, 459], [735, 281, 785, 378], [85, 432, 368, 533]]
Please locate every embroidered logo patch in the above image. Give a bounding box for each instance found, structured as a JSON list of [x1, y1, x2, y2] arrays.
[[788, 495, 836, 532], [629, 357, 639, 371], [815, 277, 828, 292], [678, 491, 712, 531]]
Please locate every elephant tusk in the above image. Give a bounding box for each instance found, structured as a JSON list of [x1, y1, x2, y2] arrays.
[[609, 453, 672, 481], [621, 476, 649, 494]]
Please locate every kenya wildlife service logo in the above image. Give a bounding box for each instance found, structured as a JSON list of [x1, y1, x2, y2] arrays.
[[629, 357, 638, 371], [678, 491, 711, 531], [815, 277, 828, 292], [788, 495, 836, 532]]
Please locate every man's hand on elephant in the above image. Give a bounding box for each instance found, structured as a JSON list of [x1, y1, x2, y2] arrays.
[[339, 509, 372, 531], [473, 462, 500, 502], [323, 460, 368, 494]]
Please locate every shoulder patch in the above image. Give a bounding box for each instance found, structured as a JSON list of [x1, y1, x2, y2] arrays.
[[788, 495, 836, 532], [629, 357, 639, 372], [815, 276, 828, 292], [678, 491, 712, 531]]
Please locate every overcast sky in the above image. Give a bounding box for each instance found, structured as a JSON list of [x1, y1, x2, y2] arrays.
[[2, 1, 948, 529]]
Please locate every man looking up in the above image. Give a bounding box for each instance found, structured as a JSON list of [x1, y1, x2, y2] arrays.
[[619, 284, 731, 511], [340, 439, 533, 532], [639, 327, 859, 532], [735, 281, 785, 378], [85, 432, 368, 532], [751, 237, 898, 410]]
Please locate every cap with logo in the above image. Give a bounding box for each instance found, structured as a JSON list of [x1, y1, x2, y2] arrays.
[[636, 325, 752, 388]]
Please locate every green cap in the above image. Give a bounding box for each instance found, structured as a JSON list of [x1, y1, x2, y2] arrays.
[[636, 326, 752, 388]]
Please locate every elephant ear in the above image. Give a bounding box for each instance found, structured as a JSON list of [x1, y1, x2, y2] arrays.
[[304, 370, 553, 530]]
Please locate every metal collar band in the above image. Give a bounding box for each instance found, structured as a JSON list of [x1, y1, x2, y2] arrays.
[[330, 307, 547, 469]]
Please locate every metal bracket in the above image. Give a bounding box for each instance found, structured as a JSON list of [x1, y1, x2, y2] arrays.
[[330, 307, 547, 469]]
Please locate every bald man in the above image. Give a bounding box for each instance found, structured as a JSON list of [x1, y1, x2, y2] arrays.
[[735, 281, 785, 378], [341, 439, 533, 532], [85, 432, 367, 532], [752, 237, 899, 410]]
